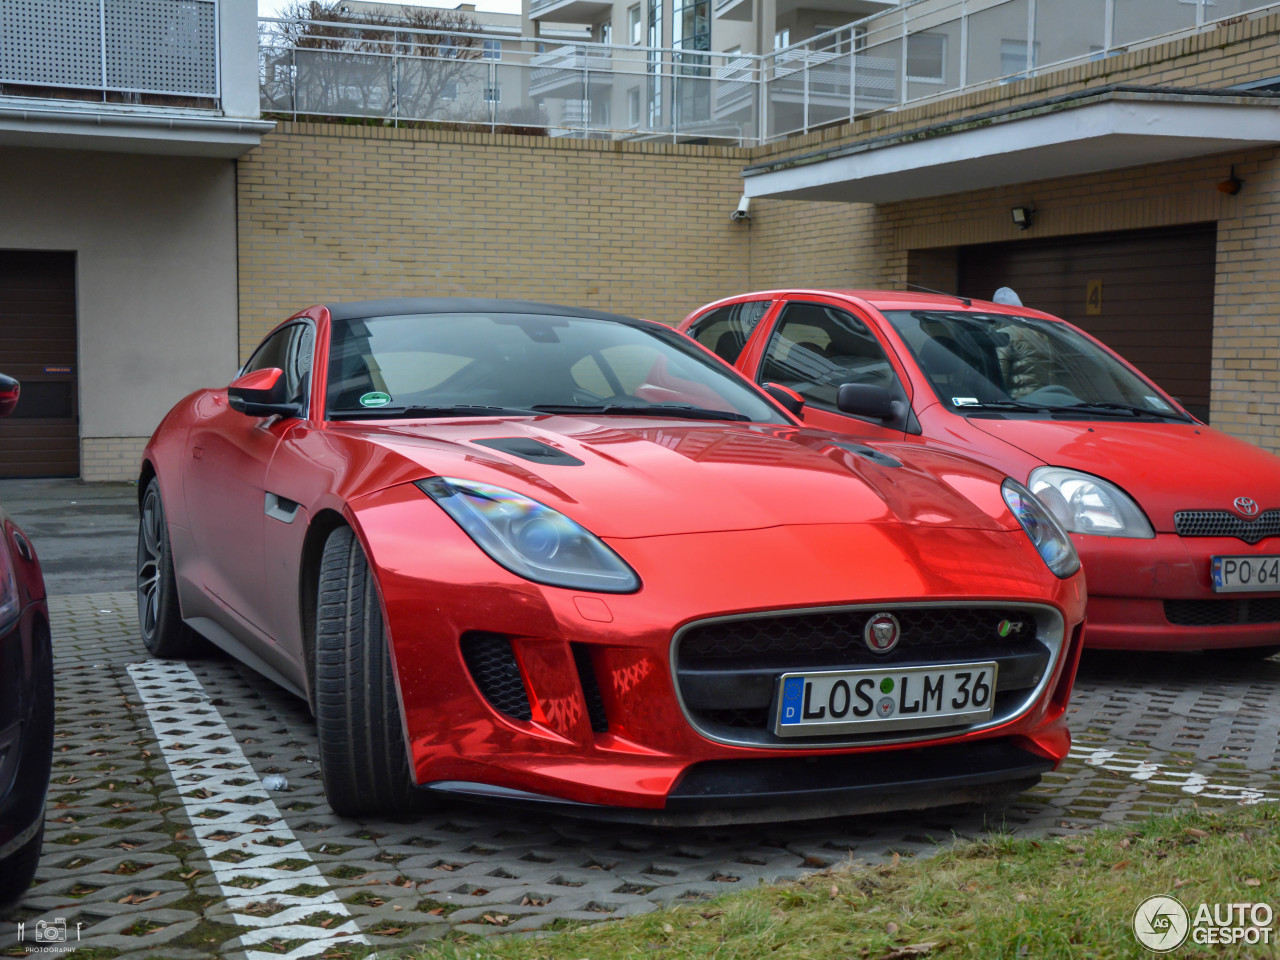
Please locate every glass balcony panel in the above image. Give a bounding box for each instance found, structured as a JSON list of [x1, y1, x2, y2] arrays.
[[966, 0, 1030, 85], [906, 18, 961, 101], [1113, 0, 1196, 46], [1035, 0, 1107, 66], [856, 34, 901, 114], [295, 48, 393, 118]]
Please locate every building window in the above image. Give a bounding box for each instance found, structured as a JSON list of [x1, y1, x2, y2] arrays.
[[439, 36, 458, 59], [628, 86, 641, 124], [1000, 38, 1037, 76], [482, 38, 501, 60], [600, 21, 612, 44], [773, 29, 790, 51], [906, 32, 946, 82], [628, 4, 642, 44], [484, 84, 501, 102], [814, 25, 860, 54]]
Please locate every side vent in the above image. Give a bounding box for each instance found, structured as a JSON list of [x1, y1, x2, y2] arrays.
[[460, 632, 532, 722], [571, 643, 609, 732]]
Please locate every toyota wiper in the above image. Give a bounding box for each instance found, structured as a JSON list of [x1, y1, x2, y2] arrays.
[[1063, 401, 1193, 421], [531, 402, 752, 422], [330, 404, 537, 420]]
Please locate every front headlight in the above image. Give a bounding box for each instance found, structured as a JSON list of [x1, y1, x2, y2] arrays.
[[416, 477, 640, 593], [1002, 478, 1081, 579], [1028, 466, 1154, 539]]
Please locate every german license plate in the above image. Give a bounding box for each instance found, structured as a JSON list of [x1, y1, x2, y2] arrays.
[[774, 662, 998, 737], [1211, 555, 1280, 592]]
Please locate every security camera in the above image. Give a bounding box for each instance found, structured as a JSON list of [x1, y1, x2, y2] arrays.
[[730, 195, 751, 222]]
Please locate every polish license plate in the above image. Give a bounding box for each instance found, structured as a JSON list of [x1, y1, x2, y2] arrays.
[[774, 662, 998, 737], [1211, 555, 1280, 592]]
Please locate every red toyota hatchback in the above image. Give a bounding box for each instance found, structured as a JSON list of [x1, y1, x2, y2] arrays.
[[680, 290, 1280, 656]]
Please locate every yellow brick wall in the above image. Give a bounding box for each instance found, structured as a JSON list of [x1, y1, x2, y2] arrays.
[[82, 437, 150, 483], [236, 123, 755, 358]]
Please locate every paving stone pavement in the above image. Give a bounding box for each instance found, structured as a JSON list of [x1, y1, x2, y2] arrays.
[[1, 591, 1278, 960]]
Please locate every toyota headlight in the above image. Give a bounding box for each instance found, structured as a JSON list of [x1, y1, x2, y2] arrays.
[[416, 477, 639, 593], [1002, 478, 1081, 579], [1028, 467, 1154, 539]]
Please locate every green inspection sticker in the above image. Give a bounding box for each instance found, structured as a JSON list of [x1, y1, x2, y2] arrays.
[[359, 391, 392, 408], [880, 677, 894, 694]]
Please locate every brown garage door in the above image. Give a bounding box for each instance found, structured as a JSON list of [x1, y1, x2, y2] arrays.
[[957, 224, 1216, 422], [0, 251, 79, 478]]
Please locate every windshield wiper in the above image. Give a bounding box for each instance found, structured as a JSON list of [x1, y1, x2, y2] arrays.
[[531, 402, 752, 422], [330, 404, 537, 419], [959, 400, 1190, 421], [1062, 401, 1193, 421]]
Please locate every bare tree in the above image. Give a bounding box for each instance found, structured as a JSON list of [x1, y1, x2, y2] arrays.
[[261, 2, 489, 122]]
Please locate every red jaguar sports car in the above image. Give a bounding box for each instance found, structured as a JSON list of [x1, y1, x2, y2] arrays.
[[138, 299, 1085, 823], [681, 289, 1280, 656]]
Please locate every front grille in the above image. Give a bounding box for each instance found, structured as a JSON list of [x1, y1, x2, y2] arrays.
[[1174, 510, 1280, 544], [1164, 598, 1280, 626], [460, 632, 532, 722], [673, 605, 1059, 748], [679, 607, 1035, 666]]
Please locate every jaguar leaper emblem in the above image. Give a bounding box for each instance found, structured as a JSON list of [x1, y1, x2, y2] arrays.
[[864, 612, 901, 654]]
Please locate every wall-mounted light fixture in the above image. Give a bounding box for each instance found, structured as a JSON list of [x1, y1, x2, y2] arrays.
[[1011, 206, 1034, 230], [1217, 167, 1243, 196]]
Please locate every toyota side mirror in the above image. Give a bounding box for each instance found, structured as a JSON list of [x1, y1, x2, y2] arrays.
[[0, 374, 18, 418], [228, 368, 302, 418], [762, 382, 805, 417], [836, 383, 901, 421]]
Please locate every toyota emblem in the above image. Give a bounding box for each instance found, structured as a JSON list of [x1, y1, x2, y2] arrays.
[[864, 612, 901, 654], [1234, 496, 1260, 518]]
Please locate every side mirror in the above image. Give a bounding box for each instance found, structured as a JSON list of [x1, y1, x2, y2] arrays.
[[836, 383, 901, 422], [763, 382, 805, 417], [0, 374, 18, 418], [228, 368, 302, 418]]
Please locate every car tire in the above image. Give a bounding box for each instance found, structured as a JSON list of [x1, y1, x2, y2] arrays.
[[314, 526, 429, 818], [0, 824, 43, 912], [137, 478, 206, 659]]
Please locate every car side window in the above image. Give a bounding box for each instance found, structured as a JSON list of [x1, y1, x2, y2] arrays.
[[759, 302, 900, 410], [688, 300, 771, 363], [241, 323, 313, 406]]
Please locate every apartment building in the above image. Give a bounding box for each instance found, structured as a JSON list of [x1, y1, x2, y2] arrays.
[[4, 0, 1280, 479]]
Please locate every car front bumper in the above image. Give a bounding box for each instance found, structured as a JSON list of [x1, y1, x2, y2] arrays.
[[1078, 533, 1280, 650], [352, 484, 1086, 814]]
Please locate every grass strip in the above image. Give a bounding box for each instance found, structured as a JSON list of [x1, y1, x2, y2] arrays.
[[399, 803, 1279, 960]]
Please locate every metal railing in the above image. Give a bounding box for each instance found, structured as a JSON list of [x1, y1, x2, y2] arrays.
[[0, 0, 220, 101], [260, 0, 1280, 145]]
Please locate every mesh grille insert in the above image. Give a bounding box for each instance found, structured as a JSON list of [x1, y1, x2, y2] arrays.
[[1164, 598, 1280, 626], [679, 607, 1035, 665], [571, 643, 609, 733], [1174, 510, 1280, 544], [459, 632, 532, 722]]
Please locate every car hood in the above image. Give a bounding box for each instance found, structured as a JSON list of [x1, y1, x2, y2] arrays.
[[336, 416, 1021, 539], [966, 417, 1280, 530]]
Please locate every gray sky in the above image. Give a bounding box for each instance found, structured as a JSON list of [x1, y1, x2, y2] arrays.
[[257, 0, 520, 17]]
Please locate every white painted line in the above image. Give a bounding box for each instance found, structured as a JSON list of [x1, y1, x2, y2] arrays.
[[128, 661, 373, 960], [1071, 745, 1276, 805]]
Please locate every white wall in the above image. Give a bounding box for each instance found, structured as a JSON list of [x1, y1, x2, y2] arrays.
[[0, 148, 239, 443]]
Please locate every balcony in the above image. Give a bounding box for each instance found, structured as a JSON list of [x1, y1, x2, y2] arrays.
[[0, 0, 270, 157], [529, 0, 614, 23], [530, 45, 615, 96], [714, 0, 753, 23]]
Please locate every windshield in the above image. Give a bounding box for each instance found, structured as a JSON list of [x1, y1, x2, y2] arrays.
[[326, 311, 787, 423], [881, 310, 1191, 421]]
